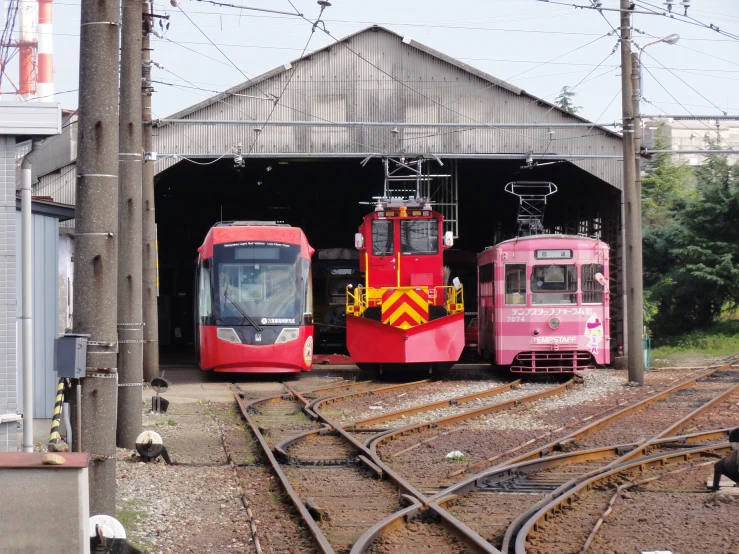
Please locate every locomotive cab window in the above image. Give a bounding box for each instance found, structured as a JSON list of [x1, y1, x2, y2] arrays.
[[531, 265, 577, 305], [505, 264, 527, 305], [581, 263, 605, 304], [372, 220, 394, 256], [401, 219, 439, 255]]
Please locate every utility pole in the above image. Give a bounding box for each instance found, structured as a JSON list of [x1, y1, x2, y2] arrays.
[[71, 0, 120, 516], [142, 1, 159, 383], [620, 0, 644, 385], [116, 0, 144, 449]]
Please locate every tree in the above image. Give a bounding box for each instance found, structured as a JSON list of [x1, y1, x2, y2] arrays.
[[554, 86, 581, 114], [645, 147, 739, 335], [641, 121, 694, 229]]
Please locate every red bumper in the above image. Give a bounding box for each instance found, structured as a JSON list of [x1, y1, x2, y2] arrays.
[[200, 326, 313, 373], [346, 313, 465, 364]]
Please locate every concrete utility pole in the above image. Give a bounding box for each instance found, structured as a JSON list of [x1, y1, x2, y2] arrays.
[[142, 2, 159, 383], [116, 0, 144, 449], [71, 0, 120, 516], [619, 0, 644, 385]]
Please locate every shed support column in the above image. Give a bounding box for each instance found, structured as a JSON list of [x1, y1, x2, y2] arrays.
[[20, 153, 33, 453]]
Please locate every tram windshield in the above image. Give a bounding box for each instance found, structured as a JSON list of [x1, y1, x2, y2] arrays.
[[401, 219, 439, 255], [212, 242, 311, 325], [531, 264, 577, 305]]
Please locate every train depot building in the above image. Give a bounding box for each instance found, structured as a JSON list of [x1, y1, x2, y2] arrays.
[[33, 25, 625, 362]]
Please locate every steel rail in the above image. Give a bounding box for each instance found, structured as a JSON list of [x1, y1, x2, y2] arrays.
[[283, 382, 430, 502], [457, 364, 728, 476], [233, 388, 336, 554], [299, 379, 375, 398], [349, 380, 522, 429], [368, 378, 576, 458], [512, 361, 739, 552], [597, 379, 739, 472], [580, 458, 718, 553], [514, 443, 734, 554], [274, 379, 522, 454], [348, 497, 501, 554], [307, 379, 431, 412], [419, 428, 733, 553], [348, 496, 423, 554], [347, 428, 733, 554]]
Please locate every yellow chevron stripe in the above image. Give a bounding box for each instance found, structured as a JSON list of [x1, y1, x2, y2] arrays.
[[403, 289, 429, 311], [387, 303, 426, 326], [380, 290, 406, 313]]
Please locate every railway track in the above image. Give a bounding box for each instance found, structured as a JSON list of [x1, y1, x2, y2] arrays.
[[232, 357, 739, 553]]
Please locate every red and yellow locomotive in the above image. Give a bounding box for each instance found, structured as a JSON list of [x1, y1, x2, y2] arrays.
[[345, 199, 465, 371]]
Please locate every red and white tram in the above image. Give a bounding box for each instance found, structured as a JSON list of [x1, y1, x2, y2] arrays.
[[477, 235, 610, 373], [195, 221, 315, 373]]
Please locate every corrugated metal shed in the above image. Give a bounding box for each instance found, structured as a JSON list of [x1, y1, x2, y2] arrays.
[[14, 198, 73, 419], [154, 26, 622, 189]]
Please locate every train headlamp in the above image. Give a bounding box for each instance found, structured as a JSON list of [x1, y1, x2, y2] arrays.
[[217, 328, 241, 344], [549, 317, 561, 330], [303, 336, 313, 367], [275, 328, 300, 344]]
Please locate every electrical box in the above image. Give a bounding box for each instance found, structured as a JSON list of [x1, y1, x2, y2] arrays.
[[54, 333, 89, 378]]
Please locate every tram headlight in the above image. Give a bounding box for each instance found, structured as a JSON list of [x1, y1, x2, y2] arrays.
[[217, 328, 242, 344], [303, 336, 313, 367], [275, 327, 300, 344], [549, 317, 561, 330]]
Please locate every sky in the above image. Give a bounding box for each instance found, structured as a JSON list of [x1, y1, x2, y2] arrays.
[[4, 0, 739, 124]]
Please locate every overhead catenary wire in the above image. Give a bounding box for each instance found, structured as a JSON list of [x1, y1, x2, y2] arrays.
[[640, 63, 734, 150], [640, 49, 728, 115], [241, 0, 326, 158], [633, 0, 739, 42]]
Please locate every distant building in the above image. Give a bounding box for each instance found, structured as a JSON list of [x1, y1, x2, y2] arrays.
[[643, 118, 739, 167]]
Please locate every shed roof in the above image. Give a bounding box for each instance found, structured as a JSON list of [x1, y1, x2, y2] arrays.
[[151, 25, 623, 189]]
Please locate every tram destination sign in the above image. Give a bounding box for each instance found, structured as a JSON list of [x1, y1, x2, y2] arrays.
[[535, 249, 573, 260]]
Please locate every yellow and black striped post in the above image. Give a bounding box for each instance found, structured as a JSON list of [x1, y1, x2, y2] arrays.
[[48, 379, 66, 445]]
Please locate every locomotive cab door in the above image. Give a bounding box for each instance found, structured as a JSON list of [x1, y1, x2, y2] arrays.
[[367, 218, 397, 287]]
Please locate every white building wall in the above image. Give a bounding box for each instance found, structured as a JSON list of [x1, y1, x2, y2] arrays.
[[0, 136, 18, 451]]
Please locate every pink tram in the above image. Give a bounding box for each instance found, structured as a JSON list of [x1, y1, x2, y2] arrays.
[[195, 222, 315, 373], [477, 235, 610, 373]]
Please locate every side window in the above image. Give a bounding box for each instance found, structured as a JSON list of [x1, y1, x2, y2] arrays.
[[198, 258, 213, 319], [303, 259, 313, 316], [505, 264, 526, 305], [581, 263, 604, 304], [372, 220, 394, 256]]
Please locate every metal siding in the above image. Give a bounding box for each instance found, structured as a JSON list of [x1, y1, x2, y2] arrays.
[[0, 102, 61, 135], [152, 28, 622, 190], [15, 210, 59, 419], [0, 137, 18, 451], [34, 162, 76, 227]]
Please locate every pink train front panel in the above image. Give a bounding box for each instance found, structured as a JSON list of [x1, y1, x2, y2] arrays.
[[478, 236, 610, 369]]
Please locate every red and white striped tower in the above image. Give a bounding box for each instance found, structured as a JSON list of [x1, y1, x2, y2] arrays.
[[37, 0, 53, 101], [18, 0, 37, 99]]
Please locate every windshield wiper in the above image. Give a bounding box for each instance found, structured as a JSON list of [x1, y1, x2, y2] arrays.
[[223, 286, 263, 331]]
